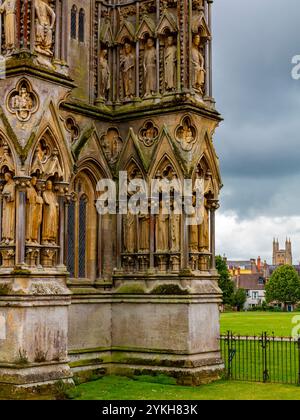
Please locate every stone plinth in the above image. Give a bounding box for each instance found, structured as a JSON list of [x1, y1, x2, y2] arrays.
[[0, 273, 73, 398]]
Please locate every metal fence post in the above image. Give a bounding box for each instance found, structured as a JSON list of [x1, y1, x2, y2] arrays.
[[262, 332, 269, 383], [297, 337, 300, 386]]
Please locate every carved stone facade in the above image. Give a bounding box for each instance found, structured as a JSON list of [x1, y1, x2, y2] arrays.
[[0, 0, 223, 397]]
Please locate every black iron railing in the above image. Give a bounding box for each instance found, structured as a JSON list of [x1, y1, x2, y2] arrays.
[[220, 332, 300, 385]]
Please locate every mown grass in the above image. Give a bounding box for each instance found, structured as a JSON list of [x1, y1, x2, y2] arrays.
[[220, 312, 298, 337], [69, 375, 300, 400]]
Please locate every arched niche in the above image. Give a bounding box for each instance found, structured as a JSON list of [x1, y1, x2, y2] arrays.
[[29, 128, 70, 182]]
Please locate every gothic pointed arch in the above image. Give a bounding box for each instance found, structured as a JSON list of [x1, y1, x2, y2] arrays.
[[67, 167, 99, 281], [117, 128, 147, 176], [0, 130, 17, 174], [30, 127, 67, 181], [136, 16, 156, 40], [149, 126, 185, 179], [156, 10, 178, 36], [116, 21, 135, 44]]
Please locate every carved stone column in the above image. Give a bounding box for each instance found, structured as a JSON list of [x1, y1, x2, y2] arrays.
[[207, 0, 213, 98], [208, 198, 219, 270], [56, 181, 69, 269], [15, 175, 31, 267]]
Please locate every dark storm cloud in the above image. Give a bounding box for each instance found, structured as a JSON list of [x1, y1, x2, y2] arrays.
[[213, 0, 300, 217]]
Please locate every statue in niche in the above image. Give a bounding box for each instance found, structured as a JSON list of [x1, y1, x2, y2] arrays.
[[156, 201, 169, 252], [10, 85, 34, 121], [138, 213, 150, 252], [191, 34, 205, 94], [44, 148, 63, 179], [199, 199, 209, 251], [32, 141, 49, 175], [35, 0, 56, 57], [120, 42, 135, 100], [2, 172, 15, 245], [26, 176, 43, 244], [42, 180, 59, 245], [0, 0, 17, 55], [170, 207, 180, 252], [124, 211, 136, 253], [164, 35, 177, 91], [99, 49, 110, 99], [143, 38, 157, 97]]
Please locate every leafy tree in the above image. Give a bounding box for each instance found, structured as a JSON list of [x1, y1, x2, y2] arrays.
[[216, 256, 235, 305], [233, 288, 247, 311], [265, 265, 300, 308]]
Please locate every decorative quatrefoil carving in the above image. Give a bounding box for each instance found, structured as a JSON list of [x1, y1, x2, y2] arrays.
[[138, 120, 159, 147], [7, 79, 39, 122], [175, 116, 197, 152]]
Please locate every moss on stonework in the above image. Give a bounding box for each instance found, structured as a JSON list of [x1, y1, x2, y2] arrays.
[[0, 283, 11, 295], [11, 269, 31, 276], [151, 284, 189, 295], [116, 284, 146, 294]]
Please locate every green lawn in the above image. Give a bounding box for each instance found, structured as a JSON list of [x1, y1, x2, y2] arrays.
[[220, 312, 298, 337], [69, 375, 300, 400]]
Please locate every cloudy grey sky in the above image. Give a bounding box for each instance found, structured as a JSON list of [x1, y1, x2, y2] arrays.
[[213, 0, 300, 262]]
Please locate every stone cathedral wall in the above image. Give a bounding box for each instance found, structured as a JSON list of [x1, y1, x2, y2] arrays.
[[0, 0, 224, 395]]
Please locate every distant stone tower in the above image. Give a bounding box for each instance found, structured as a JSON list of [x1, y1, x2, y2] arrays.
[[272, 239, 292, 265]]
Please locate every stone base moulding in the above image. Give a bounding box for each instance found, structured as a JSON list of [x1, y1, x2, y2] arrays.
[[0, 273, 74, 397]]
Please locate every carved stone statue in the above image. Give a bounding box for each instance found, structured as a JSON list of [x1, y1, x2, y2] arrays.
[[156, 202, 169, 252], [138, 213, 150, 252], [170, 210, 180, 252], [0, 0, 17, 54], [144, 38, 157, 97], [11, 86, 34, 121], [99, 49, 110, 99], [42, 180, 59, 245], [189, 224, 199, 253], [2, 172, 15, 245], [124, 211, 136, 253], [199, 200, 209, 251], [164, 35, 177, 91], [35, 0, 56, 57], [120, 43, 135, 100], [191, 34, 205, 94], [26, 176, 43, 244]]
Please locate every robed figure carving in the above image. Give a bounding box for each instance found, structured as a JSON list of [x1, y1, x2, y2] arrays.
[[42, 180, 59, 245], [156, 202, 169, 252], [164, 36, 177, 91], [26, 177, 43, 244], [144, 38, 157, 97], [139, 214, 150, 252], [121, 43, 135, 100], [124, 211, 136, 253], [170, 210, 180, 252], [191, 34, 205, 94], [0, 0, 17, 54], [99, 49, 110, 99], [2, 172, 15, 244], [35, 0, 56, 57]]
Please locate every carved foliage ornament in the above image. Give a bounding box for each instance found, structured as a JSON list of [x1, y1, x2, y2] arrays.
[[175, 116, 197, 152], [139, 120, 159, 147], [7, 79, 39, 122]]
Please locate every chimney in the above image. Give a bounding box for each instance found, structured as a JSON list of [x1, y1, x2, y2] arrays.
[[257, 256, 261, 272]]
